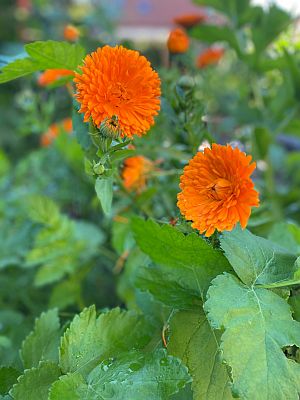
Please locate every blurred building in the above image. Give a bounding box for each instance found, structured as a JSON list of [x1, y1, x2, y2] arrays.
[[115, 0, 205, 44]]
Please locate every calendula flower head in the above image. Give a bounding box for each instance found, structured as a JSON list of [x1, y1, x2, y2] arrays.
[[63, 24, 80, 41], [122, 155, 154, 192], [174, 13, 207, 28], [167, 28, 190, 54], [196, 47, 224, 68], [74, 45, 161, 139], [38, 69, 74, 86], [40, 118, 73, 147], [177, 144, 259, 237]]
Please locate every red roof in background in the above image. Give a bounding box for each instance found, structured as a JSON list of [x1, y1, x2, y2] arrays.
[[118, 0, 204, 27]]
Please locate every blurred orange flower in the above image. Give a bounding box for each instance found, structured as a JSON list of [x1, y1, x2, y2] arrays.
[[63, 24, 80, 41], [167, 28, 190, 53], [74, 45, 161, 139], [38, 69, 74, 86], [174, 13, 207, 28], [177, 144, 259, 237], [196, 47, 224, 68], [122, 156, 154, 192], [40, 118, 73, 147]]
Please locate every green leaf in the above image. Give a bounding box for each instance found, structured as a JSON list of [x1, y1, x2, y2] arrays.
[[49, 280, 81, 309], [190, 25, 241, 55], [220, 226, 297, 286], [132, 218, 231, 298], [21, 309, 60, 369], [10, 361, 60, 400], [95, 176, 113, 216], [193, 0, 251, 26], [0, 58, 39, 84], [205, 273, 300, 400], [25, 196, 102, 286], [59, 306, 153, 377], [72, 99, 92, 150], [0, 367, 19, 395], [51, 349, 191, 400], [0, 41, 84, 84], [25, 41, 84, 70], [110, 149, 135, 162], [168, 310, 234, 400], [135, 265, 201, 310], [252, 5, 291, 55]]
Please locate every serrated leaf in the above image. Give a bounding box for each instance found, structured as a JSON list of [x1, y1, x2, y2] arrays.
[[10, 361, 60, 400], [21, 309, 60, 369], [95, 176, 113, 216], [205, 273, 300, 400], [168, 310, 234, 400], [0, 367, 19, 395], [0, 41, 84, 84], [59, 306, 153, 377], [220, 226, 297, 286], [25, 41, 84, 70], [51, 349, 191, 400], [132, 218, 231, 298], [25, 196, 102, 286], [135, 265, 201, 310], [0, 58, 39, 83]]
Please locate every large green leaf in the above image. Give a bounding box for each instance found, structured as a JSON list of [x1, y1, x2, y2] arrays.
[[135, 265, 201, 310], [10, 361, 60, 400], [50, 349, 191, 400], [25, 41, 84, 70], [0, 41, 84, 83], [25, 196, 103, 286], [59, 306, 153, 377], [220, 226, 297, 286], [21, 309, 60, 369], [0, 367, 19, 395], [168, 310, 234, 400], [205, 273, 300, 400], [132, 218, 231, 298]]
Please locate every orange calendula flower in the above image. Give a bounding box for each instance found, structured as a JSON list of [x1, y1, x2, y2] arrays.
[[196, 47, 224, 68], [40, 118, 73, 147], [167, 28, 190, 54], [174, 13, 207, 28], [177, 144, 259, 237], [122, 156, 154, 192], [74, 45, 161, 139], [38, 69, 74, 86], [63, 24, 80, 41]]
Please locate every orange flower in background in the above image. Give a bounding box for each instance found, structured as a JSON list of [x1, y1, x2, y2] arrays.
[[62, 117, 73, 132], [74, 45, 161, 139], [38, 69, 74, 86], [167, 28, 190, 54], [122, 156, 154, 192], [174, 13, 207, 28], [177, 144, 259, 237], [40, 118, 73, 147], [197, 47, 224, 68], [63, 24, 80, 41], [40, 123, 59, 147]]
